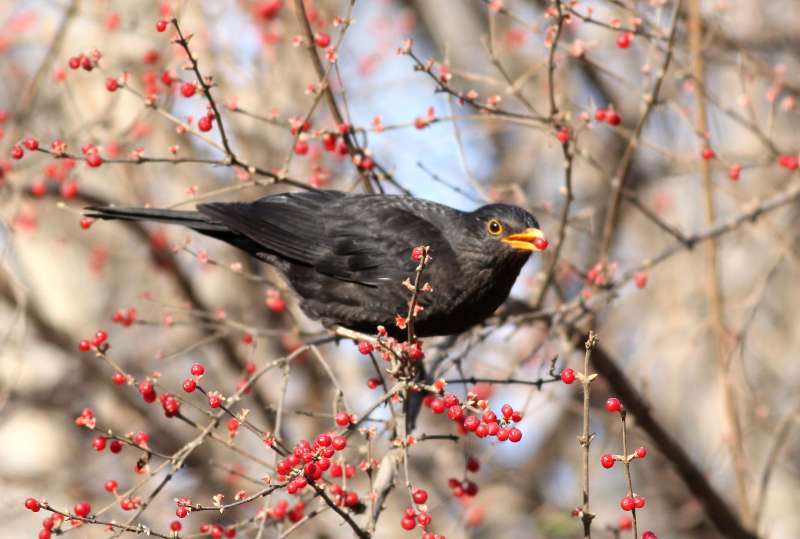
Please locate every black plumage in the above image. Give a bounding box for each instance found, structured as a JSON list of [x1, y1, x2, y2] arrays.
[[85, 191, 546, 338]]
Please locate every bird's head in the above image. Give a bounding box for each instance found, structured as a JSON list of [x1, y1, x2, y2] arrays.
[[468, 204, 548, 261]]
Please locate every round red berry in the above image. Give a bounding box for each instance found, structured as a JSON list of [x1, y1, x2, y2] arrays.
[[606, 110, 621, 125], [92, 436, 107, 451], [112, 372, 126, 385], [25, 498, 40, 512], [198, 115, 213, 132], [335, 411, 351, 426], [105, 78, 119, 92], [86, 153, 103, 168], [314, 32, 331, 48], [634, 446, 647, 459], [556, 127, 570, 143], [412, 488, 428, 504], [728, 164, 741, 181], [11, 145, 23, 159], [294, 140, 309, 155], [508, 427, 522, 442], [634, 495, 646, 509], [24, 138, 39, 151], [702, 148, 715, 160], [109, 439, 123, 453], [183, 378, 197, 393], [357, 341, 374, 355], [73, 501, 91, 518], [641, 531, 658, 539], [605, 397, 622, 413], [180, 82, 196, 97], [620, 496, 635, 511], [616, 32, 632, 49], [156, 19, 168, 32], [633, 271, 648, 289], [561, 368, 576, 384], [190, 363, 205, 376], [532, 237, 549, 250], [600, 454, 615, 468], [104, 479, 118, 492], [78, 339, 91, 352], [400, 516, 416, 530]]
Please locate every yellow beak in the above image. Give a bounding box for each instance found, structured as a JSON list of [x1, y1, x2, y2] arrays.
[[501, 228, 548, 251]]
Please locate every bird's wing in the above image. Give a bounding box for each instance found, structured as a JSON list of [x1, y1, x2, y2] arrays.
[[315, 201, 453, 286], [199, 193, 457, 287], [198, 190, 346, 266]]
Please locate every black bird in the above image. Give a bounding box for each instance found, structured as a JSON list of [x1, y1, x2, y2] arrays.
[[86, 191, 546, 338]]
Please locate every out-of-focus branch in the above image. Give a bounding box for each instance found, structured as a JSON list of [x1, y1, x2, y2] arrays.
[[688, 0, 751, 525]]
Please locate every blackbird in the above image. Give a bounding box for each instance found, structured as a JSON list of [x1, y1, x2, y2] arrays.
[[86, 190, 546, 338]]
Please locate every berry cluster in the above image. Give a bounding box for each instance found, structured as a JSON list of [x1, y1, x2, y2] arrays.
[[424, 391, 524, 442]]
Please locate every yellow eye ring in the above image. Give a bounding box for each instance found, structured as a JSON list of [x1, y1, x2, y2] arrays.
[[487, 219, 503, 236]]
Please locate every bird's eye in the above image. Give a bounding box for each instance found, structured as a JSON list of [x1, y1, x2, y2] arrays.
[[486, 219, 503, 236]]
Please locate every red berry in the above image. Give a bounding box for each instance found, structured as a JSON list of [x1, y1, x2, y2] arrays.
[[728, 164, 741, 181], [31, 181, 47, 197], [463, 415, 480, 431], [561, 368, 576, 384], [134, 431, 149, 446], [176, 505, 189, 518], [616, 32, 632, 49], [778, 154, 798, 170], [400, 516, 416, 530], [170, 521, 182, 531], [634, 495, 646, 509], [556, 127, 570, 143], [641, 532, 658, 539], [634, 446, 647, 459], [508, 427, 522, 443], [93, 330, 108, 345], [198, 115, 213, 132], [73, 501, 91, 518], [532, 237, 549, 251], [466, 456, 480, 472], [208, 393, 222, 408], [68, 56, 81, 69], [183, 378, 197, 393], [332, 435, 347, 450], [180, 82, 196, 97], [412, 488, 428, 504], [190, 363, 205, 376], [501, 404, 513, 419], [79, 339, 91, 352], [314, 32, 331, 48], [357, 341, 373, 355], [25, 498, 40, 512], [112, 372, 126, 385], [105, 78, 119, 92], [605, 397, 622, 413], [227, 418, 239, 432], [92, 436, 107, 451], [104, 479, 118, 492], [633, 271, 648, 289], [335, 412, 351, 426], [620, 496, 635, 511], [109, 439, 123, 453], [594, 108, 607, 122], [618, 516, 632, 530], [24, 138, 39, 151], [11, 145, 23, 159], [606, 110, 621, 125], [156, 19, 168, 32], [600, 454, 615, 468], [294, 139, 309, 155], [80, 217, 94, 230], [86, 153, 103, 168], [411, 246, 424, 262], [702, 147, 715, 160]]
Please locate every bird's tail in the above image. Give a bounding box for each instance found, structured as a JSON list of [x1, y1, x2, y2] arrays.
[[84, 206, 227, 235]]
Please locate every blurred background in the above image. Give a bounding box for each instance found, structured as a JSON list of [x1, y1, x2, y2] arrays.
[[1, 0, 799, 537]]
